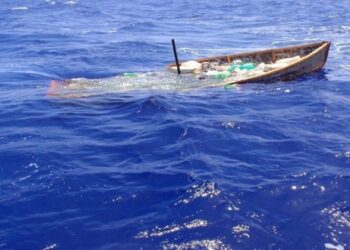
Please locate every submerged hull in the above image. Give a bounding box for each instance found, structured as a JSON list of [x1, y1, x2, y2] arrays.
[[168, 41, 331, 85]]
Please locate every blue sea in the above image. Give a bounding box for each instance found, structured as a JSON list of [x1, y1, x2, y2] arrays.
[[1, 0, 350, 249]]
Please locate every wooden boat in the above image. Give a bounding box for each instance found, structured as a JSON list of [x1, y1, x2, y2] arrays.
[[167, 41, 331, 85]]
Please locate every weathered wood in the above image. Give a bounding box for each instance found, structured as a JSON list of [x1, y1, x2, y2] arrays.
[[167, 41, 331, 85]]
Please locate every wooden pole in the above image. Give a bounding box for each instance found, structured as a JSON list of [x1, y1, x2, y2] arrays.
[[172, 39, 181, 75]]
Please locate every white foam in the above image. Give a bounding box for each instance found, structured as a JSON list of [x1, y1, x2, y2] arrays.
[[29, 163, 39, 169], [325, 243, 344, 250], [232, 224, 249, 233], [232, 224, 250, 240], [163, 239, 231, 250], [335, 151, 350, 158], [18, 175, 31, 181], [43, 243, 57, 250], [52, 71, 224, 98], [321, 202, 350, 246], [136, 219, 208, 239], [64, 0, 76, 5], [12, 6, 28, 11], [176, 182, 221, 205]]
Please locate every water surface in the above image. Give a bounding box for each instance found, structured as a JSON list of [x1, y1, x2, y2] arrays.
[[0, 0, 350, 249]]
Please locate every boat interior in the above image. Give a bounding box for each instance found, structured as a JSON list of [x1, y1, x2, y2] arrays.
[[189, 41, 327, 65]]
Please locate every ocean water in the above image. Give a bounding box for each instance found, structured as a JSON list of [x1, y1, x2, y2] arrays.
[[1, 0, 350, 249]]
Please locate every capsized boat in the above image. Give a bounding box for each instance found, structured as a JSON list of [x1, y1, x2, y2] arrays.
[[167, 41, 331, 85]]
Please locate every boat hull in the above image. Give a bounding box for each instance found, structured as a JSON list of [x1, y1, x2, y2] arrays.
[[234, 42, 331, 84], [167, 41, 331, 85]]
